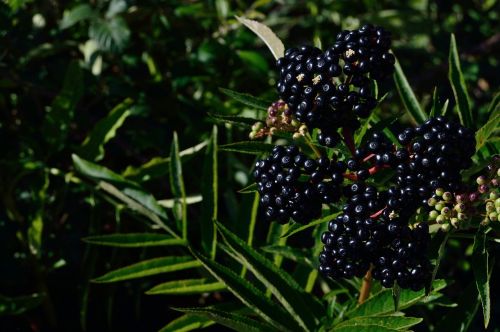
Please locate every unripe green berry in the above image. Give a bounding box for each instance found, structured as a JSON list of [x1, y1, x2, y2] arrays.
[[441, 223, 451, 232], [427, 197, 437, 207], [292, 132, 302, 140], [457, 212, 467, 221], [435, 202, 445, 211], [450, 218, 459, 228], [476, 175, 486, 185], [436, 214, 446, 224], [486, 202, 495, 213], [252, 122, 264, 131], [454, 203, 466, 212], [291, 119, 300, 127], [489, 212, 498, 222], [429, 210, 439, 220], [490, 192, 498, 200], [443, 192, 453, 202], [435, 188, 444, 197], [495, 198, 500, 208], [441, 206, 451, 217], [249, 132, 256, 139]]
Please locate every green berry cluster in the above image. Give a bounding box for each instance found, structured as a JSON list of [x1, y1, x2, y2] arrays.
[[423, 188, 469, 231], [476, 165, 500, 225], [249, 100, 301, 139]]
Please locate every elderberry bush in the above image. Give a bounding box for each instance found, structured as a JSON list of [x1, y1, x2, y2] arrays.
[[276, 24, 394, 147]]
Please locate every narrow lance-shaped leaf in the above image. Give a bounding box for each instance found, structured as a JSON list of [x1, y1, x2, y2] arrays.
[[235, 16, 285, 60], [191, 251, 297, 332], [449, 34, 473, 128], [79, 98, 134, 161], [199, 126, 218, 257], [219, 141, 275, 154], [219, 88, 270, 110], [0, 293, 45, 316], [475, 95, 500, 151], [173, 307, 278, 332], [335, 316, 422, 330], [159, 314, 214, 332], [170, 132, 187, 238], [146, 279, 225, 295], [92, 256, 201, 283], [471, 225, 490, 328], [83, 233, 185, 247], [216, 221, 323, 331], [393, 55, 427, 124]]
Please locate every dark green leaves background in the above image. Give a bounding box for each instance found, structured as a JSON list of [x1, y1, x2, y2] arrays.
[[0, 0, 498, 331]]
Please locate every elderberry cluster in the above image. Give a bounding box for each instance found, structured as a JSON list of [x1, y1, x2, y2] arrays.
[[276, 24, 394, 147], [254, 145, 345, 224]]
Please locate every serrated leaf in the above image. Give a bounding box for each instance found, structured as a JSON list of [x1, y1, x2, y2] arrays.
[[471, 225, 490, 328], [79, 98, 134, 161], [238, 182, 257, 194], [428, 232, 449, 295], [235, 16, 284, 60], [72, 154, 176, 235], [60, 4, 96, 29], [208, 112, 258, 127], [0, 293, 45, 316], [92, 256, 201, 283], [83, 233, 185, 248], [449, 34, 473, 128], [216, 221, 323, 330], [281, 212, 342, 238], [334, 325, 398, 332], [475, 96, 500, 151], [191, 251, 297, 331], [393, 55, 427, 124], [173, 307, 277, 332], [219, 87, 270, 110], [347, 279, 447, 318], [146, 279, 225, 295], [335, 316, 422, 330], [199, 126, 218, 257], [122, 140, 207, 182], [159, 314, 214, 332], [261, 245, 313, 268], [170, 132, 187, 238], [219, 141, 275, 154]]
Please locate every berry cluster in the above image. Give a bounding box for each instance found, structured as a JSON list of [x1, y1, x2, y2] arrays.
[[421, 188, 470, 230], [276, 24, 395, 147], [254, 145, 345, 224], [249, 100, 301, 139]]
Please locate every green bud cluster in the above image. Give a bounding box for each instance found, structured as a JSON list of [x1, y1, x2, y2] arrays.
[[476, 163, 499, 225], [424, 188, 470, 230]]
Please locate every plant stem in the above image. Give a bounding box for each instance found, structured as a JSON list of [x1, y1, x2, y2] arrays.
[[304, 133, 322, 158], [358, 265, 373, 304]]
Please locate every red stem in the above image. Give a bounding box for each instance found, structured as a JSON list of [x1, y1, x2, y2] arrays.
[[370, 207, 387, 219], [363, 153, 376, 163]]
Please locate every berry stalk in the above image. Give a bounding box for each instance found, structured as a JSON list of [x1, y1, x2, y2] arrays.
[[358, 265, 373, 304]]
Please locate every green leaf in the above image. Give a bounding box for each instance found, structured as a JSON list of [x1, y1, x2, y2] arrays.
[[79, 98, 133, 161], [235, 16, 284, 60], [42, 61, 84, 152], [159, 314, 214, 332], [158, 195, 203, 208], [79, 98, 134, 161], [89, 17, 130, 52], [208, 112, 259, 127], [449, 34, 473, 128], [122, 140, 207, 182], [475, 96, 500, 151], [92, 256, 201, 283], [347, 279, 447, 318], [199, 126, 218, 257], [440, 99, 450, 116], [261, 245, 313, 268], [72, 155, 176, 235], [216, 221, 323, 331], [281, 212, 342, 238], [471, 225, 490, 328], [0, 293, 45, 316], [146, 279, 225, 295], [170, 132, 188, 238], [173, 307, 277, 332], [429, 87, 438, 118], [191, 251, 297, 331], [238, 182, 257, 194], [219, 141, 275, 154], [83, 233, 185, 247], [60, 4, 96, 29], [335, 316, 422, 330], [334, 325, 398, 332], [393, 55, 427, 124], [428, 232, 449, 295], [219, 88, 270, 110], [392, 283, 401, 312]]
